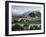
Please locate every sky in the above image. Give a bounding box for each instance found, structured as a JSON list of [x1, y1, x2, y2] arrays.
[[11, 5, 41, 16]]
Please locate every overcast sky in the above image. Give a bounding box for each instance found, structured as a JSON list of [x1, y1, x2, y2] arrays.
[[11, 5, 41, 15]]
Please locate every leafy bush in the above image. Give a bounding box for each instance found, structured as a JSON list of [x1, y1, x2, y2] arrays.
[[12, 24, 24, 31]]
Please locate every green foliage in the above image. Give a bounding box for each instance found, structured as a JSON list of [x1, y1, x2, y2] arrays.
[[30, 25, 41, 30], [12, 24, 24, 31]]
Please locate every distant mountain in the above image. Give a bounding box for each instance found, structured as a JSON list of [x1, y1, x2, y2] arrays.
[[31, 11, 41, 17], [22, 11, 32, 16], [12, 10, 41, 17], [12, 10, 32, 16], [22, 10, 41, 17]]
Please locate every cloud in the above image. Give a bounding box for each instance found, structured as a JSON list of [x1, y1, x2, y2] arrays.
[[11, 5, 41, 16]]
